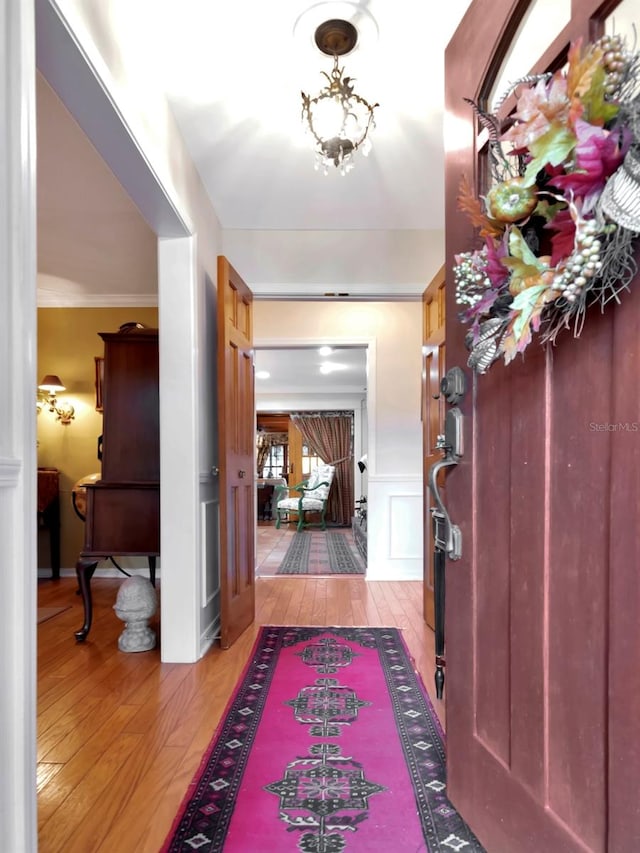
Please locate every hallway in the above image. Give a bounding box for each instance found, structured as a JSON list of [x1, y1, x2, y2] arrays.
[[37, 573, 440, 852], [255, 521, 364, 577]]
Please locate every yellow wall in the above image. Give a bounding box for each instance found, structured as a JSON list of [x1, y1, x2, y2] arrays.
[[37, 307, 158, 571]]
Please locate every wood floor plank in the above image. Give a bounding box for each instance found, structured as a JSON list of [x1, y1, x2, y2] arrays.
[[135, 747, 208, 853], [282, 575, 307, 623], [37, 704, 141, 830], [39, 731, 143, 853], [296, 578, 316, 624], [310, 576, 328, 623], [38, 695, 105, 762], [37, 762, 64, 794], [367, 581, 399, 625], [95, 745, 185, 853]]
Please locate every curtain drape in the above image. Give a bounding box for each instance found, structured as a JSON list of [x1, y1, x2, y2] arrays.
[[290, 413, 353, 526]]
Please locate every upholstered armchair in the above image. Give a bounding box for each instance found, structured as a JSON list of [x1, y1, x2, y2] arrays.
[[274, 463, 336, 532]]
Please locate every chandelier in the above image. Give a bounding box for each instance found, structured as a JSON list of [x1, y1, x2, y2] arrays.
[[301, 19, 379, 175]]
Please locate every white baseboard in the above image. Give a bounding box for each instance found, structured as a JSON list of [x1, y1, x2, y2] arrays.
[[365, 565, 422, 581], [38, 567, 160, 580]]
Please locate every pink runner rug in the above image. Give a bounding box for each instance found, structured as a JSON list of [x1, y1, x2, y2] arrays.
[[161, 626, 484, 852]]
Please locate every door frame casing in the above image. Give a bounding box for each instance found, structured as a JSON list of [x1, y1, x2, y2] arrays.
[[254, 334, 375, 496], [2, 1, 38, 849]]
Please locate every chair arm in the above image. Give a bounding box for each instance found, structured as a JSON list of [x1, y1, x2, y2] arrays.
[[274, 480, 308, 501], [301, 480, 329, 495]]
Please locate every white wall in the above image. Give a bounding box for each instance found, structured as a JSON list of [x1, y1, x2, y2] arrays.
[[254, 301, 424, 579], [40, 0, 224, 661]]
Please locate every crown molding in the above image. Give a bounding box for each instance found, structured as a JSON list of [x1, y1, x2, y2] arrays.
[[37, 291, 158, 308]]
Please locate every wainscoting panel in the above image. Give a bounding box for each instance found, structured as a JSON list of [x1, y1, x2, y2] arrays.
[[199, 478, 221, 651], [389, 494, 423, 559], [201, 498, 220, 608], [366, 476, 423, 580]]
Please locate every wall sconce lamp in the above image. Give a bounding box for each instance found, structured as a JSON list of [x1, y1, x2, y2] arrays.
[[38, 375, 75, 425]]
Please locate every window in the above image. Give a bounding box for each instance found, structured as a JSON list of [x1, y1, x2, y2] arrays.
[[263, 444, 286, 479], [301, 444, 325, 477]]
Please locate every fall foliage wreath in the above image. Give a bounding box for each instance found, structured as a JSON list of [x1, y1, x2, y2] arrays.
[[454, 34, 640, 373]]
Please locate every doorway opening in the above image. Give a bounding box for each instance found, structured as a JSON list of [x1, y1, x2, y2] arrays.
[[254, 344, 369, 576]]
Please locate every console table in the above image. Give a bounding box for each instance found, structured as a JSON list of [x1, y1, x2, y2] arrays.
[[257, 477, 287, 521], [75, 328, 159, 642]]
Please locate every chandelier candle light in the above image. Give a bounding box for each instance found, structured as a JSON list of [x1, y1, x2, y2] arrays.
[[301, 19, 379, 175]]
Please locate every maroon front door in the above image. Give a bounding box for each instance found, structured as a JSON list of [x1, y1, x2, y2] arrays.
[[444, 2, 640, 851]]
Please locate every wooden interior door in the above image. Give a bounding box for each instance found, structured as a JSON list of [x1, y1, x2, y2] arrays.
[[284, 418, 303, 522], [444, 2, 640, 851], [287, 418, 302, 485], [422, 266, 446, 629], [217, 256, 255, 649]]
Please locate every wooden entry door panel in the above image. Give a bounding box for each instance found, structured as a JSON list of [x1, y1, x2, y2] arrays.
[[217, 256, 255, 649], [444, 2, 640, 852]]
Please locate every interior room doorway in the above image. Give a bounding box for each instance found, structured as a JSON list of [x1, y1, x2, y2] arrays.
[[253, 344, 368, 575]]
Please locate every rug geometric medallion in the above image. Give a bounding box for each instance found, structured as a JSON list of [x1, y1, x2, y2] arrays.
[[276, 530, 366, 575], [161, 626, 486, 852]]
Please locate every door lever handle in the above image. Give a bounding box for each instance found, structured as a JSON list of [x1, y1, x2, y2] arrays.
[[426, 390, 466, 700], [428, 458, 462, 560], [427, 406, 464, 561]]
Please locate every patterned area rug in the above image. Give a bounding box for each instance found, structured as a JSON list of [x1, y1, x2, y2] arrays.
[[161, 626, 486, 852], [276, 530, 365, 575]]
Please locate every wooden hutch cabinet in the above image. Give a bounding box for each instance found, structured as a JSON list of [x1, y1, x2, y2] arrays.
[[74, 327, 160, 641]]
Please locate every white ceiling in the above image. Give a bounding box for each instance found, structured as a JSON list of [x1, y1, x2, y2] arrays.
[[140, 0, 472, 233], [255, 346, 367, 395], [35, 1, 472, 384], [36, 0, 473, 304]]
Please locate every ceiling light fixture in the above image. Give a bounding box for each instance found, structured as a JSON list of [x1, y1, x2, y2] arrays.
[[301, 19, 378, 176], [319, 362, 347, 374]]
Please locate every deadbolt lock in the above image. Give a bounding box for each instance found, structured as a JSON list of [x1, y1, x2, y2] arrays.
[[440, 366, 467, 405]]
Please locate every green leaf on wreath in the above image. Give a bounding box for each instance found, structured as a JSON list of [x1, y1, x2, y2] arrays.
[[581, 66, 620, 126], [533, 197, 566, 222], [522, 124, 576, 185], [501, 228, 551, 292], [511, 284, 548, 341]]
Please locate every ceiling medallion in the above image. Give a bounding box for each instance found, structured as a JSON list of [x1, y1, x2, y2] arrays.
[[301, 18, 379, 175]]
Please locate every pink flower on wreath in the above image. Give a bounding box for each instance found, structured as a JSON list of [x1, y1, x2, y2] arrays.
[[501, 74, 570, 152], [547, 207, 577, 266], [549, 119, 630, 212]]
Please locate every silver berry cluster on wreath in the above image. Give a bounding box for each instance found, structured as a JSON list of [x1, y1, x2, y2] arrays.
[[550, 220, 607, 302], [454, 250, 491, 307]]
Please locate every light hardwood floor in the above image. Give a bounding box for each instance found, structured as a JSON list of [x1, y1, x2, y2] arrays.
[[37, 550, 440, 852]]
